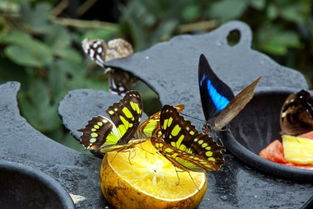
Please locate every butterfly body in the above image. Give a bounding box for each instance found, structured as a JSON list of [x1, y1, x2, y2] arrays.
[[198, 54, 260, 133], [151, 105, 224, 172], [280, 90, 313, 135]]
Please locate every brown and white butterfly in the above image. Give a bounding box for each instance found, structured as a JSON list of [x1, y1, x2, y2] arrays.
[[82, 38, 137, 96], [280, 90, 313, 135]]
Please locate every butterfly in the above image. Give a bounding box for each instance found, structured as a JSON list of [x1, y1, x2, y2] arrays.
[[280, 90, 313, 135], [198, 54, 260, 133], [78, 90, 185, 153], [151, 105, 224, 172], [82, 38, 137, 96], [78, 90, 143, 153]]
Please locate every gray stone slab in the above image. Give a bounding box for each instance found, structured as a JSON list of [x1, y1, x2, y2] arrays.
[[58, 89, 148, 140], [0, 82, 106, 209]]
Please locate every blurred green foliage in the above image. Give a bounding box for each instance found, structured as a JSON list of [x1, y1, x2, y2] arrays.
[[0, 0, 312, 151], [120, 0, 313, 83], [0, 0, 118, 151]]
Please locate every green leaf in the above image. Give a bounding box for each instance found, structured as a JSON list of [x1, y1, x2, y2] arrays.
[[54, 48, 82, 64], [5, 45, 44, 67], [45, 25, 71, 50], [182, 5, 200, 21], [249, 0, 265, 10], [1, 30, 53, 67], [19, 80, 60, 132], [83, 28, 117, 40], [266, 4, 278, 20], [21, 2, 52, 33], [48, 61, 68, 101], [280, 5, 307, 24], [151, 19, 178, 42], [256, 26, 301, 55], [0, 30, 31, 45], [210, 0, 248, 22]]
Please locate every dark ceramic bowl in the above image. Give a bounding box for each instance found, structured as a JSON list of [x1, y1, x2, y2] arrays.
[[220, 87, 313, 182], [0, 161, 74, 209]]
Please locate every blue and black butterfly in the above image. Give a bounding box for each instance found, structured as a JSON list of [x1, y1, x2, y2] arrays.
[[198, 54, 260, 133]]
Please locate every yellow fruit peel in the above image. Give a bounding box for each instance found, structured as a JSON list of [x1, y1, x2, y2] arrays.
[[100, 140, 207, 209], [282, 135, 313, 165]]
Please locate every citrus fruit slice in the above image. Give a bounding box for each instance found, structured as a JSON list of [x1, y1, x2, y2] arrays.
[[283, 135, 313, 165], [100, 140, 207, 209]]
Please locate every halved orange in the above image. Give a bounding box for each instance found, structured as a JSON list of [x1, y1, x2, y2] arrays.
[[100, 140, 207, 209]]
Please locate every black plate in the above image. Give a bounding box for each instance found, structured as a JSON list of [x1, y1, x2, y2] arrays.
[[221, 87, 313, 182], [0, 161, 74, 209]]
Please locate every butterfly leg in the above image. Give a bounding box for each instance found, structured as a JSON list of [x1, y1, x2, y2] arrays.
[[110, 151, 121, 164], [187, 171, 200, 191], [126, 149, 136, 165], [136, 143, 155, 156], [173, 166, 181, 186]]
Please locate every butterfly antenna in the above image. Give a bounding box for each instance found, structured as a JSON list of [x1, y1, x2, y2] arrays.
[[180, 113, 206, 123], [110, 151, 120, 163]]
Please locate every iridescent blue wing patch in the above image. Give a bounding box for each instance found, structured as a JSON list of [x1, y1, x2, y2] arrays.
[[198, 54, 260, 132], [198, 54, 234, 120]]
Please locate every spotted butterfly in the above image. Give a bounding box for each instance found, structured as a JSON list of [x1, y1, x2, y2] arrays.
[[78, 90, 184, 153], [151, 105, 224, 172], [82, 38, 137, 96], [198, 54, 260, 133], [280, 90, 313, 135]]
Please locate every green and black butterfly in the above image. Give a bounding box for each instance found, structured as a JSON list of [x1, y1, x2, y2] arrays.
[[151, 105, 224, 172], [78, 90, 144, 153], [78, 90, 185, 153]]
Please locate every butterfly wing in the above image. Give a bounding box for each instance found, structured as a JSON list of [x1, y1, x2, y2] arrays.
[[106, 90, 143, 145], [151, 105, 224, 172], [108, 69, 138, 96], [78, 115, 116, 150], [135, 104, 185, 138], [198, 54, 234, 121], [78, 90, 143, 153], [199, 54, 260, 132], [208, 77, 261, 131], [82, 39, 106, 67], [280, 90, 313, 135], [82, 38, 137, 96]]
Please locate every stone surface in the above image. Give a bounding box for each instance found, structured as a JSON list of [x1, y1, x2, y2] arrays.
[[0, 82, 106, 209], [58, 89, 148, 140], [1, 20, 312, 209]]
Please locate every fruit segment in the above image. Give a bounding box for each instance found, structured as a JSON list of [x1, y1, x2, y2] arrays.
[[282, 135, 313, 165], [100, 140, 207, 209]]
